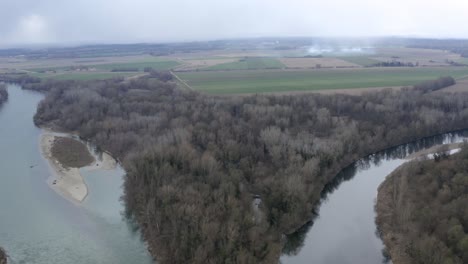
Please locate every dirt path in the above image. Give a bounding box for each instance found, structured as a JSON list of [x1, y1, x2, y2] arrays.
[[171, 71, 193, 90], [124, 73, 148, 82]]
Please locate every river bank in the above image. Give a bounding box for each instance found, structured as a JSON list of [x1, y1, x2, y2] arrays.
[[0, 247, 7, 264], [40, 132, 117, 203], [0, 85, 152, 264], [375, 165, 413, 264], [282, 132, 468, 263], [376, 143, 468, 264], [404, 142, 462, 160]]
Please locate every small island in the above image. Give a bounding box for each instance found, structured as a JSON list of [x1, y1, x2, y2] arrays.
[[41, 134, 116, 203]]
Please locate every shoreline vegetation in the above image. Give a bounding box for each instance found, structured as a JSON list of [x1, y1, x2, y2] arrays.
[[0, 247, 6, 264], [22, 73, 468, 263], [0, 83, 7, 105], [404, 142, 462, 160], [376, 145, 468, 264], [0, 87, 7, 263], [40, 132, 117, 203]]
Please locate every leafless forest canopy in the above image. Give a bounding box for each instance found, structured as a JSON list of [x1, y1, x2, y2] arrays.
[[0, 84, 7, 105], [22, 73, 468, 263], [376, 146, 468, 264]]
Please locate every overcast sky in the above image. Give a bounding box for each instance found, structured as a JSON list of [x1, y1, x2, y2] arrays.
[[2, 0, 468, 47]]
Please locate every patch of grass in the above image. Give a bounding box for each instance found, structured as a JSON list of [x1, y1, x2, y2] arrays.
[[339, 56, 380, 66], [51, 137, 94, 168], [94, 61, 179, 71], [205, 57, 285, 70], [456, 58, 468, 66], [27, 59, 179, 73], [31, 72, 138, 80], [177, 67, 468, 94]]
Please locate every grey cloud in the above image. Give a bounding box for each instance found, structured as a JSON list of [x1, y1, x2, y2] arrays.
[[1, 0, 468, 47]]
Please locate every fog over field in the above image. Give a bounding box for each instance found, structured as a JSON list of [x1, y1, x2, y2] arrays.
[[2, 0, 468, 47], [307, 46, 375, 55]]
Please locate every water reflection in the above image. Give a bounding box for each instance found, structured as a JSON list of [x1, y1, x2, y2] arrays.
[[0, 86, 152, 264], [282, 131, 468, 262], [282, 221, 313, 256]]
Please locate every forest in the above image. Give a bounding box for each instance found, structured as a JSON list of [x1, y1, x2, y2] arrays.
[[26, 74, 468, 263], [376, 145, 468, 264], [0, 73, 41, 86], [0, 84, 8, 105]]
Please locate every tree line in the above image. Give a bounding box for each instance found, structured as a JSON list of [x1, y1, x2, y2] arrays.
[[413, 76, 455, 93], [25, 74, 468, 263], [372, 61, 418, 67], [0, 85, 7, 263], [0, 73, 41, 86], [0, 84, 8, 105], [376, 145, 468, 264]]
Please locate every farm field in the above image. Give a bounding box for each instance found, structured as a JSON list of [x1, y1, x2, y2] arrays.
[[456, 58, 468, 65], [372, 47, 462, 66], [203, 57, 285, 70], [13, 56, 179, 80], [93, 60, 179, 71], [3, 45, 468, 88], [279, 57, 359, 68], [174, 58, 238, 71], [0, 55, 175, 70], [177, 67, 468, 94], [339, 56, 381, 66], [30, 71, 139, 80]]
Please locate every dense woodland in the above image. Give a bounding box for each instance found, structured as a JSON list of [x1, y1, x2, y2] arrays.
[[0, 73, 41, 86], [0, 84, 8, 105], [26, 74, 468, 263], [376, 145, 468, 264], [372, 61, 417, 67]]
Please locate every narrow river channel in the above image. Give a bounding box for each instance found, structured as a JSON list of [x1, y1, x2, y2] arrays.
[[0, 85, 152, 264], [281, 130, 467, 264]]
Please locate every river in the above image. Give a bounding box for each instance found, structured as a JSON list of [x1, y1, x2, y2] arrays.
[[281, 131, 467, 264], [2, 84, 467, 264], [0, 85, 152, 264]]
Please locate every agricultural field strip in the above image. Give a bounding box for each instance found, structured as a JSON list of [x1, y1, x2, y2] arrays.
[[175, 67, 468, 94]]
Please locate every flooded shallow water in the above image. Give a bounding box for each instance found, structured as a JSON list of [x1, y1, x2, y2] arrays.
[[0, 85, 152, 264]]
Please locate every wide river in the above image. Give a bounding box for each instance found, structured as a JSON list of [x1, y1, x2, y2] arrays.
[[0, 85, 152, 264], [281, 130, 467, 263]]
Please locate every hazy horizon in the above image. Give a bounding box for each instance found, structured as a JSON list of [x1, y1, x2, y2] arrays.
[[2, 0, 468, 48]]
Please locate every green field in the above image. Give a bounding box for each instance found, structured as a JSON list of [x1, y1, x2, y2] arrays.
[[28, 59, 179, 73], [94, 60, 179, 71], [177, 67, 468, 94], [339, 56, 381, 66], [31, 72, 139, 80], [205, 57, 285, 70], [456, 58, 468, 66]]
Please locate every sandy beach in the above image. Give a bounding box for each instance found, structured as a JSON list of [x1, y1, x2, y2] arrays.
[[40, 133, 117, 203], [405, 142, 462, 160]]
